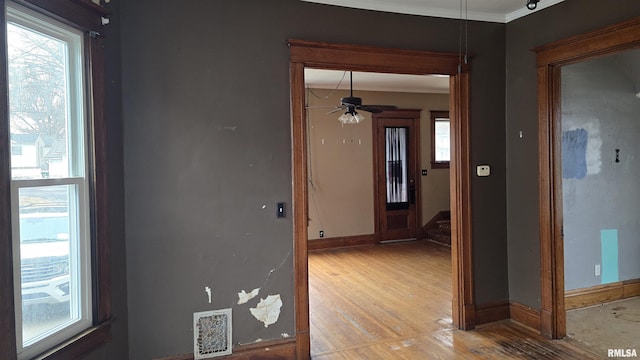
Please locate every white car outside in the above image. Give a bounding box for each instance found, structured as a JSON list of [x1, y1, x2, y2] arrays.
[[19, 212, 70, 306]]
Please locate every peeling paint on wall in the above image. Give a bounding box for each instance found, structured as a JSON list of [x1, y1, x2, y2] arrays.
[[237, 288, 260, 305], [204, 286, 212, 304], [249, 294, 282, 328]]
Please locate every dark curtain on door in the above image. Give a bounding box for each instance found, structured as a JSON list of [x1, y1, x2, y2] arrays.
[[385, 127, 409, 210]]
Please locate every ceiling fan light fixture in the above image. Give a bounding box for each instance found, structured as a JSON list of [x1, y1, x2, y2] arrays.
[[338, 110, 365, 125], [526, 0, 539, 10]]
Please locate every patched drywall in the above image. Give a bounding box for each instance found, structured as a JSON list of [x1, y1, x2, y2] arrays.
[[505, 0, 640, 309], [561, 53, 640, 290]]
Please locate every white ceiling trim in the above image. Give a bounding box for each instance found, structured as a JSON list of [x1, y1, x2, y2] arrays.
[[505, 0, 565, 22], [301, 0, 566, 23]]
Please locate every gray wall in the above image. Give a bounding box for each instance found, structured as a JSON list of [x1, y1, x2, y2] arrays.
[[505, 0, 640, 308], [561, 54, 640, 290], [120, 1, 507, 358]]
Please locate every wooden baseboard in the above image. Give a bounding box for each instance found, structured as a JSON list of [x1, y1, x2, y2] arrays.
[[154, 338, 296, 360], [420, 210, 450, 239], [475, 300, 541, 331], [475, 300, 510, 325], [565, 278, 640, 310], [510, 301, 541, 331], [308, 234, 375, 251]]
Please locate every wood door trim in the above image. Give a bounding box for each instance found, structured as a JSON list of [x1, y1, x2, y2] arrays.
[[449, 72, 474, 329], [289, 39, 473, 358], [536, 16, 640, 339], [372, 110, 421, 243]]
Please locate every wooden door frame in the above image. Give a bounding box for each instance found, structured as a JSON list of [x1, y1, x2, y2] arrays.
[[289, 39, 473, 358], [535, 17, 640, 339], [372, 110, 422, 243]]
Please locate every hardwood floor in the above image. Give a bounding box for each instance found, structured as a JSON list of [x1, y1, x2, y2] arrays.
[[309, 240, 602, 359]]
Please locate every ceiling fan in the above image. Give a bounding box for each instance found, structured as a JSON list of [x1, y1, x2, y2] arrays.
[[326, 71, 398, 124]]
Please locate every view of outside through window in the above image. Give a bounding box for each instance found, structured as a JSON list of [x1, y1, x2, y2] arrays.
[[18, 186, 74, 344], [8, 17, 85, 348], [434, 119, 450, 162]]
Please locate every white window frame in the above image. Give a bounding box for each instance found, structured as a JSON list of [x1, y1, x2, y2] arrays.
[[430, 110, 450, 168], [7, 4, 92, 359]]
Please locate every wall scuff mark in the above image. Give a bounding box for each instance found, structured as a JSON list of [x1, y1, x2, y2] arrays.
[[250, 294, 283, 328], [237, 288, 260, 305]]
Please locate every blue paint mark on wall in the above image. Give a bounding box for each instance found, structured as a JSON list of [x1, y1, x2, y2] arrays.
[[601, 229, 619, 284], [562, 128, 588, 179]]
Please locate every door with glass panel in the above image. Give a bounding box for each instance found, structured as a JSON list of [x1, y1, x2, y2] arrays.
[[373, 110, 421, 242]]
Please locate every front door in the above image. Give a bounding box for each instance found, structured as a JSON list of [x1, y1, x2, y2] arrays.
[[373, 110, 421, 242]]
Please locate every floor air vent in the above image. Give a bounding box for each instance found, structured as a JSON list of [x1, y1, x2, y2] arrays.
[[193, 309, 232, 359]]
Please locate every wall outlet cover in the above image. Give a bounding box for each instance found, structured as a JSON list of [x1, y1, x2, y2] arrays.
[[477, 165, 491, 177]]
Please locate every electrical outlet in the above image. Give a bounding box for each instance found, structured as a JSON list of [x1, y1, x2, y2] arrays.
[[595, 264, 601, 276], [319, 230, 324, 238]]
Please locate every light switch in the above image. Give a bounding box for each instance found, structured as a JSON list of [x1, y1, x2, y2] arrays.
[[277, 202, 286, 218], [477, 165, 490, 177]]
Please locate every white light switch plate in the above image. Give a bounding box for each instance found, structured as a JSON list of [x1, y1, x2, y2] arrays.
[[477, 165, 490, 177]]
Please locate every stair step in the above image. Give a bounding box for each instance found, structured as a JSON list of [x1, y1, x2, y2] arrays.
[[436, 220, 451, 231], [426, 228, 451, 246]]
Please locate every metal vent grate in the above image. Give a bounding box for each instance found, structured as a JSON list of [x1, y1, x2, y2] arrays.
[[193, 309, 232, 359]]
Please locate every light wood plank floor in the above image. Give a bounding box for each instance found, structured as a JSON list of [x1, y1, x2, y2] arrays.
[[309, 240, 602, 359]]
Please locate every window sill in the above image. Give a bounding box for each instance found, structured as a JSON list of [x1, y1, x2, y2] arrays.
[[34, 321, 111, 360]]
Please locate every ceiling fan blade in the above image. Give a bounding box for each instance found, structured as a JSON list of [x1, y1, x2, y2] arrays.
[[326, 106, 346, 114], [305, 105, 341, 109], [358, 105, 398, 113]]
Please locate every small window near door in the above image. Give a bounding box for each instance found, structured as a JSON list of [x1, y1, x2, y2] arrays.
[[431, 110, 450, 169]]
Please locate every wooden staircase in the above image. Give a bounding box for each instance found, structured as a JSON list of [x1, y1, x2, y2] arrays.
[[426, 218, 451, 246]]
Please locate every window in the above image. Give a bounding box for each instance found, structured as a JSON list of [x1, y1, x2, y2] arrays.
[[430, 110, 450, 169], [1, 1, 111, 359], [8, 5, 91, 358], [11, 144, 22, 155]]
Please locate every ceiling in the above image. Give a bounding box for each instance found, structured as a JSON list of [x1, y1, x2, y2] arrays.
[[302, 0, 567, 93], [301, 0, 565, 23], [305, 69, 450, 94]]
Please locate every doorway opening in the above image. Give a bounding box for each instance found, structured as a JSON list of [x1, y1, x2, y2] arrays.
[[536, 17, 640, 342], [304, 71, 449, 356], [289, 39, 473, 358]]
